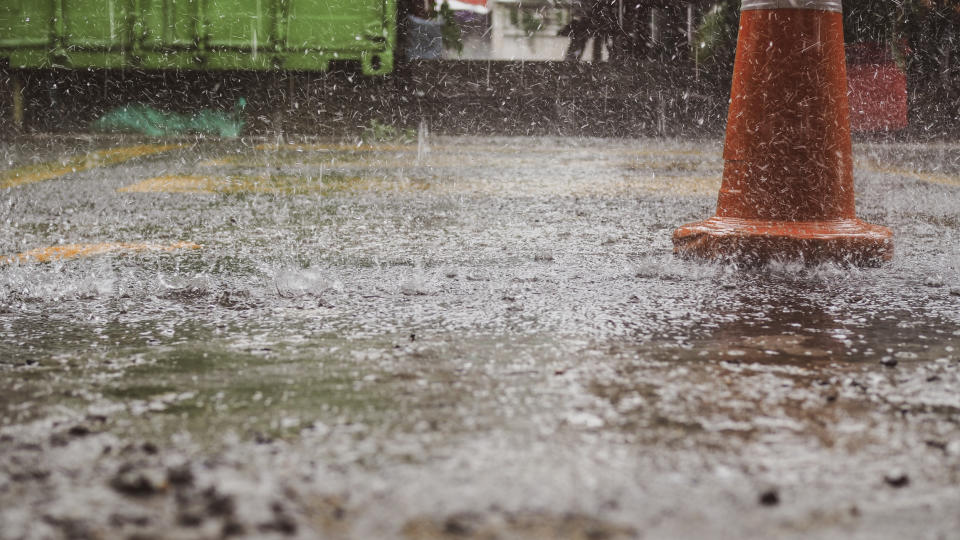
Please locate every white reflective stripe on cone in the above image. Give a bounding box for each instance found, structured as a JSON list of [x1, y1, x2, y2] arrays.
[[741, 0, 842, 12]]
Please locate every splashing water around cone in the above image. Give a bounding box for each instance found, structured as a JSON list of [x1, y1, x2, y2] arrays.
[[673, 0, 893, 265]]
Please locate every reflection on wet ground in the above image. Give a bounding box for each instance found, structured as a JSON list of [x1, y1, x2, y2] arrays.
[[0, 136, 958, 539]]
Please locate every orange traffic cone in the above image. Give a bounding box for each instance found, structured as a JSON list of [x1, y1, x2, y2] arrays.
[[674, 0, 893, 265]]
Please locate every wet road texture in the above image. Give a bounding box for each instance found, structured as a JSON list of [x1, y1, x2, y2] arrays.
[[1, 135, 959, 539]]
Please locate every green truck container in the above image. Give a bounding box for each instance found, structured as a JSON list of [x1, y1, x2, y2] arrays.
[[0, 0, 396, 75]]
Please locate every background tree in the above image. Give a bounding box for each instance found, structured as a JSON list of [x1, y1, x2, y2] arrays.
[[691, 1, 959, 84], [896, 0, 960, 87]]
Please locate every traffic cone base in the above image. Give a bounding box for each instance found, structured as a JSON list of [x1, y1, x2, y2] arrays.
[[673, 0, 894, 265], [674, 217, 893, 266]]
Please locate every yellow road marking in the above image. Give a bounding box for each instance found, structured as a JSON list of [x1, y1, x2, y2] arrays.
[[1, 242, 201, 265], [254, 142, 414, 153], [118, 174, 429, 195], [119, 175, 241, 194], [857, 161, 960, 187], [119, 142, 721, 198], [195, 158, 233, 167], [252, 141, 716, 157], [0, 144, 182, 190], [424, 174, 722, 197], [120, 169, 719, 197], [196, 149, 721, 173]]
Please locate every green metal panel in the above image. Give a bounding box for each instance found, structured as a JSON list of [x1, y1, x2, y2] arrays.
[[62, 0, 129, 49], [0, 1, 54, 48], [287, 0, 382, 51], [204, 0, 274, 50], [140, 0, 199, 49], [0, 0, 396, 74]]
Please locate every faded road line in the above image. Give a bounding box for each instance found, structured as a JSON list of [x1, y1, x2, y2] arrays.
[[118, 174, 428, 195], [1, 242, 201, 264], [0, 144, 182, 190], [254, 142, 415, 153], [858, 161, 960, 188]]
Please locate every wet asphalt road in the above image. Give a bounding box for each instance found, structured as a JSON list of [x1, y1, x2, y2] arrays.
[[0, 135, 959, 539]]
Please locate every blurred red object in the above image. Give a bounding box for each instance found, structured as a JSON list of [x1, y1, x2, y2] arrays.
[[846, 42, 908, 132]]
